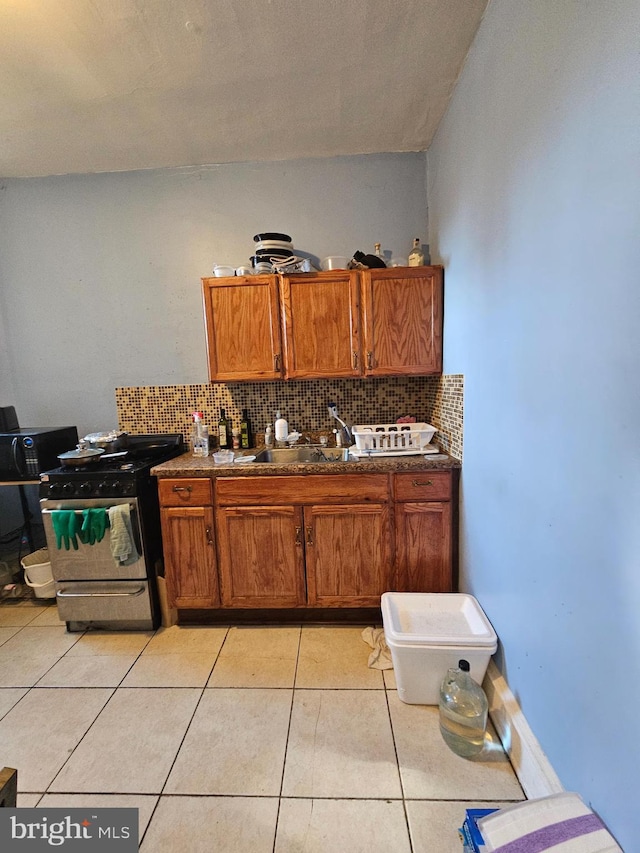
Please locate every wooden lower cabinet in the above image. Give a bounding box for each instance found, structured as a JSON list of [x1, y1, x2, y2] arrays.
[[215, 500, 392, 608], [305, 503, 392, 606], [394, 501, 453, 593], [215, 474, 393, 609], [216, 505, 306, 607], [158, 469, 457, 613], [158, 478, 219, 608], [160, 505, 220, 608]]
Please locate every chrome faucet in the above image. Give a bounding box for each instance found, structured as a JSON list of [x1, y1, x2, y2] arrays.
[[327, 403, 352, 446]]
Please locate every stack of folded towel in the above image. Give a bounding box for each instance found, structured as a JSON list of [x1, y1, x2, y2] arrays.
[[473, 793, 622, 852]]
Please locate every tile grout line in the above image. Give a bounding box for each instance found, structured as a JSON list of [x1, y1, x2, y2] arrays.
[[383, 671, 415, 853], [273, 623, 303, 853]]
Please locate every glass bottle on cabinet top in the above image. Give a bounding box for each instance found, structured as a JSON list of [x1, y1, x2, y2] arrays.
[[374, 243, 386, 266], [408, 238, 425, 267]]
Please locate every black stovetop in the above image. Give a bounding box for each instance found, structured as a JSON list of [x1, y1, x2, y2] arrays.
[[39, 434, 185, 498]]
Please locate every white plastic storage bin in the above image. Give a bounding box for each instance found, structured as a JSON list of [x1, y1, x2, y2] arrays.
[[381, 592, 497, 705], [21, 548, 55, 599]]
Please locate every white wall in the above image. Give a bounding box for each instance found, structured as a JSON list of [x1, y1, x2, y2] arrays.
[[0, 153, 427, 436], [428, 1, 640, 847], [0, 153, 428, 534]]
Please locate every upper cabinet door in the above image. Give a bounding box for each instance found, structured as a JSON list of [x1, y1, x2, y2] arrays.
[[360, 266, 443, 376], [280, 272, 362, 379], [202, 275, 283, 381]]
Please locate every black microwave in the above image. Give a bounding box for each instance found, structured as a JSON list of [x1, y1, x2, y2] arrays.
[[0, 426, 78, 481]]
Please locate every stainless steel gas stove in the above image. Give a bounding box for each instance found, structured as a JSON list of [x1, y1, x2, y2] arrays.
[[39, 434, 184, 631]]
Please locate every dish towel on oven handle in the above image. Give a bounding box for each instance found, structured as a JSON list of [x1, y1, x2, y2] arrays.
[[107, 504, 140, 566], [51, 510, 81, 550]]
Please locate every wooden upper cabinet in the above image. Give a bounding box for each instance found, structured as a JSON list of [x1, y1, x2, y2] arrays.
[[202, 275, 282, 381], [202, 267, 443, 381], [279, 271, 361, 378], [360, 266, 443, 376]]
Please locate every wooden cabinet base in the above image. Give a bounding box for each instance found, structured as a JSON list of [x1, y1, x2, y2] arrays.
[[175, 607, 383, 625], [159, 467, 458, 618]]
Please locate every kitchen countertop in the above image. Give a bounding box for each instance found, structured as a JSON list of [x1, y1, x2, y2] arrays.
[[152, 448, 461, 478]]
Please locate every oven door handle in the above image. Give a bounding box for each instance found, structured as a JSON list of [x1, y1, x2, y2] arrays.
[[56, 586, 146, 599], [41, 505, 136, 515]]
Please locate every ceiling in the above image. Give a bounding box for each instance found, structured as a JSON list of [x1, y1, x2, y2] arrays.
[[0, 0, 488, 179]]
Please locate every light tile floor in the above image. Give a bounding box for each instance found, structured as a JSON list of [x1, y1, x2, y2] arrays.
[[0, 600, 525, 851]]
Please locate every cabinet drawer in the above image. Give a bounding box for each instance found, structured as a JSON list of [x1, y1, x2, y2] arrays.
[[394, 471, 452, 502], [158, 478, 213, 506], [216, 474, 389, 506]]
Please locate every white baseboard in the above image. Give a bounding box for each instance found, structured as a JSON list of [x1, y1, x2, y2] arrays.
[[485, 659, 564, 799]]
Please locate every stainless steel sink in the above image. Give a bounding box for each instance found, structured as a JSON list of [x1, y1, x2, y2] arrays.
[[253, 446, 352, 464]]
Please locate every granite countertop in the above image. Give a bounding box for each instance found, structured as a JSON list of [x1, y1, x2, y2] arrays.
[[152, 448, 461, 478]]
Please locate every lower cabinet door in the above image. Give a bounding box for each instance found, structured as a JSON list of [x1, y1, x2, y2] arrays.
[[394, 501, 452, 592], [305, 503, 392, 606], [216, 505, 306, 607], [161, 506, 220, 608]]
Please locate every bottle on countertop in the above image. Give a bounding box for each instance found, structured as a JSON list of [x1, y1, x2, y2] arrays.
[[232, 428, 241, 449], [408, 238, 425, 267], [191, 412, 209, 457], [240, 408, 253, 449], [438, 659, 488, 758], [218, 408, 229, 449], [264, 424, 274, 448], [274, 410, 289, 443]]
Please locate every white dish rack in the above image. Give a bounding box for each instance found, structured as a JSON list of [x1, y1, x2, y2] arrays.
[[351, 422, 437, 457]]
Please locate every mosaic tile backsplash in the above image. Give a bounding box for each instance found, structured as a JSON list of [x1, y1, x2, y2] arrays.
[[116, 375, 464, 459]]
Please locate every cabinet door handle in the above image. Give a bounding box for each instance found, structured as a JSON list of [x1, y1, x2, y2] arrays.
[[366, 351, 373, 369], [205, 526, 214, 546], [305, 526, 313, 546], [352, 350, 359, 370], [295, 526, 302, 546], [273, 353, 281, 372], [173, 485, 192, 493], [412, 479, 433, 487]]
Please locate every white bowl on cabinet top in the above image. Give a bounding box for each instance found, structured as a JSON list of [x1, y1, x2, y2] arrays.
[[213, 265, 235, 277]]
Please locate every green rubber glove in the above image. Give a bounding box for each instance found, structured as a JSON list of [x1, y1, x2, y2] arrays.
[[67, 511, 80, 550], [51, 511, 69, 549], [90, 508, 108, 543], [80, 509, 93, 545]]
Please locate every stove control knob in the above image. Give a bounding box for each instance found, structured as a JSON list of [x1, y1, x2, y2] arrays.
[[62, 482, 75, 496], [95, 481, 108, 495], [48, 482, 63, 496], [111, 480, 122, 495], [79, 482, 93, 495]]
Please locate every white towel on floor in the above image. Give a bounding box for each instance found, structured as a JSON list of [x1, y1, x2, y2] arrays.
[[361, 627, 393, 670], [108, 504, 139, 566], [478, 792, 622, 852]]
